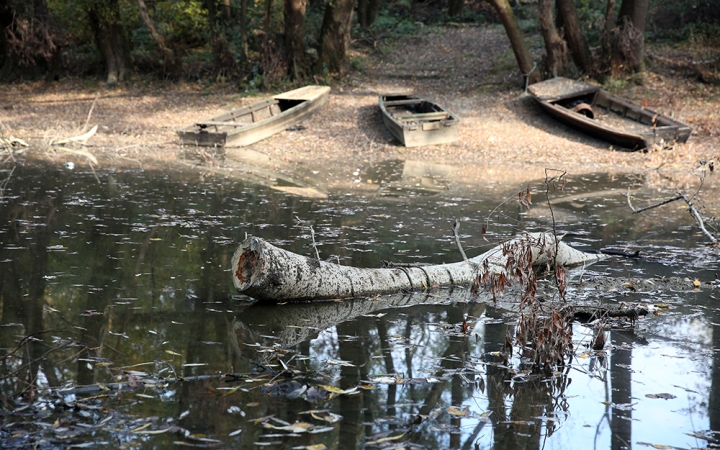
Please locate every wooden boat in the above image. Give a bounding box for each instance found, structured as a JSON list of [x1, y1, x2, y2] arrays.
[[528, 77, 691, 150], [379, 94, 460, 147], [177, 85, 330, 147]]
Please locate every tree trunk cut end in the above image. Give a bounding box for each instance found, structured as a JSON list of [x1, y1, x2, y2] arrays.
[[231, 238, 263, 291]]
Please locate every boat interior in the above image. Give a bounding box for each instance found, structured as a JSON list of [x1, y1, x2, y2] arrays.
[[550, 91, 673, 129], [383, 96, 450, 122], [197, 98, 305, 130]]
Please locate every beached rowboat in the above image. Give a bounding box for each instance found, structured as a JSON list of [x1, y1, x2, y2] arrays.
[[528, 77, 691, 150], [177, 85, 330, 147], [379, 94, 460, 147]]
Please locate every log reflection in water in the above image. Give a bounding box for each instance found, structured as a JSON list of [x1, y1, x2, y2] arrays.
[[229, 287, 483, 366]]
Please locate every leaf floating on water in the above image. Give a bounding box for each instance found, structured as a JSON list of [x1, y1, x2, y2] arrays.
[[264, 421, 313, 433], [368, 376, 398, 385], [320, 385, 346, 394], [645, 393, 676, 400], [447, 405, 470, 417], [693, 279, 702, 288], [253, 415, 274, 425], [308, 426, 335, 434], [365, 431, 407, 445], [325, 359, 355, 367], [308, 410, 343, 423], [636, 442, 675, 449], [69, 442, 108, 448]]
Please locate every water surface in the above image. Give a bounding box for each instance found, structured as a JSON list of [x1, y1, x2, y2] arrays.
[[0, 161, 718, 449]]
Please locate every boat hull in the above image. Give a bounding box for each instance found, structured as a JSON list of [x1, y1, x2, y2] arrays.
[[529, 77, 691, 151], [178, 85, 330, 147], [379, 94, 460, 147]]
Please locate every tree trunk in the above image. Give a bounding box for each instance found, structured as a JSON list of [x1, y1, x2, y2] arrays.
[[366, 0, 379, 27], [357, 0, 368, 29], [486, 0, 541, 85], [137, 0, 178, 78], [315, 0, 356, 76], [555, 0, 594, 75], [448, 0, 464, 17], [88, 0, 130, 84], [357, 0, 380, 29], [284, 0, 307, 79], [538, 0, 568, 78], [240, 0, 248, 61], [231, 232, 603, 302], [615, 0, 648, 72], [604, 0, 648, 74], [220, 0, 231, 19]]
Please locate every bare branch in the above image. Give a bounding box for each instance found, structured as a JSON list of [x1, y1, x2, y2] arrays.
[[451, 219, 468, 261]]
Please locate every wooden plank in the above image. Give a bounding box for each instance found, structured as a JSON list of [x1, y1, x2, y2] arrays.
[[384, 99, 424, 106], [273, 85, 330, 101], [197, 121, 249, 128], [396, 111, 449, 121]]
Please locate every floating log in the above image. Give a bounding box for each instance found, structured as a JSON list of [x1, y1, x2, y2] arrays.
[[231, 232, 604, 302]]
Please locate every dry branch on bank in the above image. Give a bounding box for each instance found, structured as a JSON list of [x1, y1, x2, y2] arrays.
[[231, 232, 605, 302]]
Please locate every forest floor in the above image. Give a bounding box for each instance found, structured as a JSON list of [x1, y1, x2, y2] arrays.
[[1, 24, 719, 193]]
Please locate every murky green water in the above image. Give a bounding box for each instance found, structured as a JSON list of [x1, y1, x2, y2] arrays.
[[1, 160, 718, 449]]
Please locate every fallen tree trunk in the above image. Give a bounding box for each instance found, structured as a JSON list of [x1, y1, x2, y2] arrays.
[[231, 232, 604, 302]]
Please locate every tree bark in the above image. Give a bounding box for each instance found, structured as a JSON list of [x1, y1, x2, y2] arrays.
[[538, 0, 568, 78], [231, 232, 603, 302], [555, 0, 594, 75], [220, 0, 231, 19], [607, 0, 648, 73], [137, 0, 178, 78], [87, 0, 130, 84], [240, 0, 248, 61], [486, 0, 541, 85], [315, 0, 356, 76], [448, 0, 464, 17], [357, 0, 379, 29], [284, 0, 307, 79]]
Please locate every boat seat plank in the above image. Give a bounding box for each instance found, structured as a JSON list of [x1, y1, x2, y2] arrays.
[[384, 99, 425, 106], [396, 111, 449, 121], [197, 120, 249, 128]]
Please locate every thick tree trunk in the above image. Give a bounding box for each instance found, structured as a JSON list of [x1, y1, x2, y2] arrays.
[[486, 0, 541, 85], [555, 0, 594, 75], [231, 232, 603, 302], [448, 0, 464, 17], [616, 0, 647, 72], [357, 0, 379, 29], [538, 0, 568, 78], [220, 0, 231, 19], [316, 0, 355, 76], [284, 0, 307, 79], [88, 0, 130, 84], [240, 0, 248, 61]]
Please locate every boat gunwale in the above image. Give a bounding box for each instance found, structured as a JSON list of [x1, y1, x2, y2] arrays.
[[530, 77, 691, 149], [378, 94, 460, 130], [177, 85, 330, 146]]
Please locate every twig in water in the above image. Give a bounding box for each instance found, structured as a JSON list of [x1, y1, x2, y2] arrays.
[[544, 168, 568, 300], [627, 190, 718, 245], [451, 219, 468, 261], [309, 225, 320, 260], [294, 215, 321, 260]]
